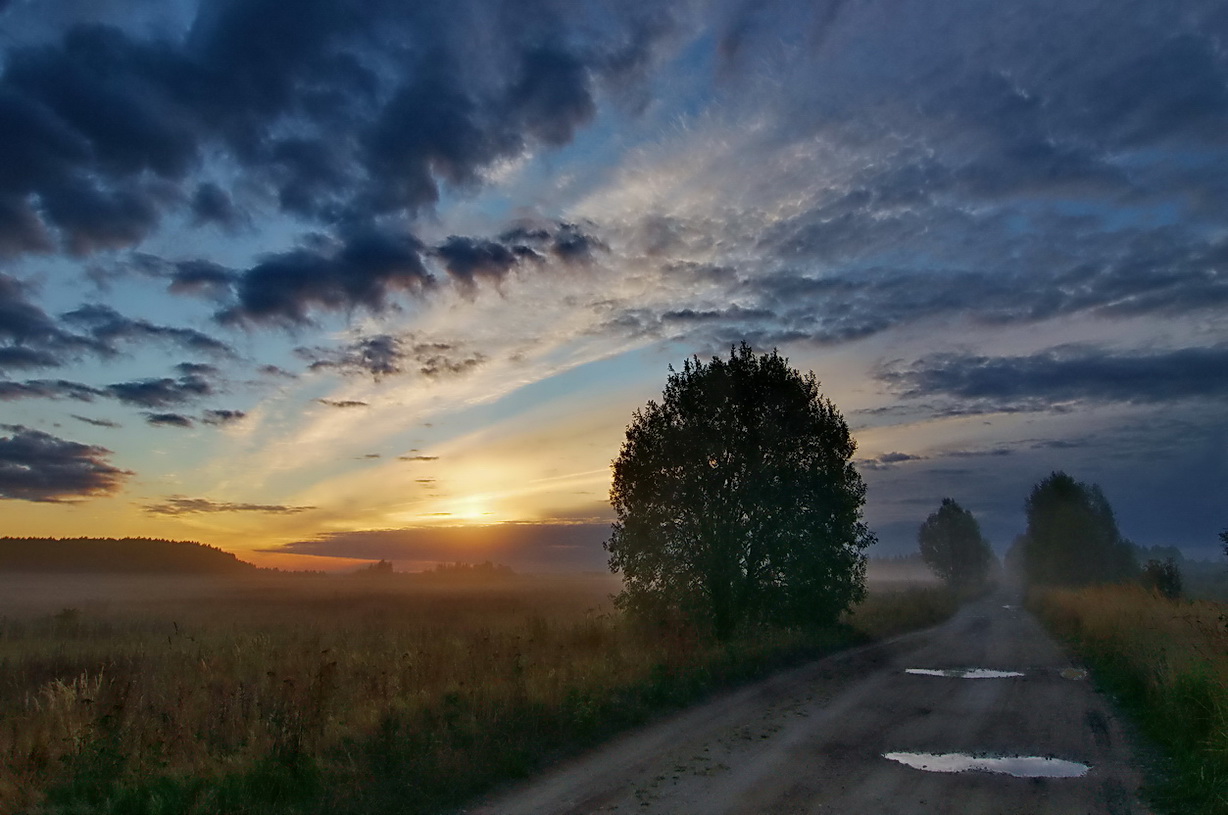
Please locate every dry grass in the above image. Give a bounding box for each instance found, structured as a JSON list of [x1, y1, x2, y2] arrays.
[[0, 574, 953, 814], [1035, 583, 1228, 815]]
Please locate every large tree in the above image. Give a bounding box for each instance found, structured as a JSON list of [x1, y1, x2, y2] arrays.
[[1022, 471, 1137, 586], [605, 343, 874, 640], [918, 498, 995, 591]]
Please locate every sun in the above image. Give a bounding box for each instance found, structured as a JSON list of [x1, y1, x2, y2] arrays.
[[448, 494, 496, 523]]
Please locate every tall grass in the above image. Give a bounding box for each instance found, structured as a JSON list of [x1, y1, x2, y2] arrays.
[[1035, 584, 1228, 815], [0, 575, 953, 815]]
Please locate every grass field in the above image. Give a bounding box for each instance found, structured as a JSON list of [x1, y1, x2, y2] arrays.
[[0, 572, 954, 815], [1035, 583, 1228, 815]]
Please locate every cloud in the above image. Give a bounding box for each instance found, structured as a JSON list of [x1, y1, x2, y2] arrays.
[[106, 374, 212, 407], [434, 235, 534, 289], [61, 304, 233, 357], [0, 2, 680, 259], [0, 379, 103, 401], [174, 362, 220, 377], [0, 424, 131, 502], [303, 334, 486, 379], [316, 398, 368, 409], [190, 182, 242, 229], [201, 409, 246, 426], [398, 454, 439, 461], [166, 260, 237, 299], [0, 273, 96, 371], [71, 414, 120, 428], [143, 496, 316, 516], [260, 522, 610, 571], [878, 344, 1228, 411], [144, 412, 193, 428], [499, 220, 607, 265], [859, 451, 924, 470], [219, 230, 432, 325]]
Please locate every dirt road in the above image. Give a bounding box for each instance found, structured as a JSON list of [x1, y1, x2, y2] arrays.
[[467, 590, 1149, 814]]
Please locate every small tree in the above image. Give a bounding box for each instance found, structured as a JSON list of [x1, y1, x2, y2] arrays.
[[605, 343, 874, 640], [918, 498, 995, 592], [1141, 558, 1182, 600], [1022, 471, 1137, 586]]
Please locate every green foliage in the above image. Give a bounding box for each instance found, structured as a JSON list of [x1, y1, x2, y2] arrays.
[[917, 498, 995, 591], [1021, 472, 1137, 586], [1036, 585, 1228, 815], [606, 343, 874, 640], [1141, 557, 1183, 600]]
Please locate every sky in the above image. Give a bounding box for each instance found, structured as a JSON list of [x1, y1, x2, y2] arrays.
[[1, 0, 1225, 571]]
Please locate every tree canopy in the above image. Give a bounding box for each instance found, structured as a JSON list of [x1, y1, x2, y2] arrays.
[[917, 498, 995, 591], [605, 343, 874, 640], [1020, 472, 1137, 586]]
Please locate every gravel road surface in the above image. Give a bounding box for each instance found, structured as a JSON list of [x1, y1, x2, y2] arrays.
[[467, 589, 1149, 814]]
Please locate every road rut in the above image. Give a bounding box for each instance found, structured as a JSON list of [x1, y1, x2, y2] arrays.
[[467, 590, 1149, 814]]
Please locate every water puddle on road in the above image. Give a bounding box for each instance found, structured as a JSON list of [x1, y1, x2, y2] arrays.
[[883, 752, 1090, 778], [905, 668, 1024, 679]]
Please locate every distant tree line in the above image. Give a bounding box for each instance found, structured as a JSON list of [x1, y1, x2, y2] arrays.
[[0, 537, 257, 575]]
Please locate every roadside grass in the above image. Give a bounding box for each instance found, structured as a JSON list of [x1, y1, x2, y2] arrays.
[[0, 575, 955, 815], [1034, 583, 1228, 815]]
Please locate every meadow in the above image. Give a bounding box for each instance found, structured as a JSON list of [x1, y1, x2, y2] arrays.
[[1035, 583, 1228, 815], [0, 570, 954, 815]]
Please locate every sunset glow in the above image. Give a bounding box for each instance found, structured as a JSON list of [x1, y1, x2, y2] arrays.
[[1, 0, 1224, 570]]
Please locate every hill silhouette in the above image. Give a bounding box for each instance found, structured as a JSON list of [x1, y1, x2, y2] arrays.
[[0, 537, 257, 575]]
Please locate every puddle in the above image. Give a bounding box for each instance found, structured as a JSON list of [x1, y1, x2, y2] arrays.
[[1060, 668, 1089, 680], [905, 668, 1024, 679], [883, 751, 1090, 778]]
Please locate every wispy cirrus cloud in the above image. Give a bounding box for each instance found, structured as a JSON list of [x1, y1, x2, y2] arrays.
[[143, 496, 316, 516]]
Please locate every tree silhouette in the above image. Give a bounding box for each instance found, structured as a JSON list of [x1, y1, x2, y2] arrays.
[[1220, 530, 1228, 562], [1141, 558, 1182, 599], [605, 343, 874, 640], [1021, 472, 1137, 586], [918, 498, 995, 591]]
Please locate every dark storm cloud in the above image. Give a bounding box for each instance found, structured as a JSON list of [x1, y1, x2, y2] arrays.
[[143, 411, 193, 428], [0, 424, 131, 502], [879, 345, 1228, 410], [166, 260, 237, 298], [173, 362, 219, 377], [0, 273, 97, 371], [190, 182, 242, 228], [0, 346, 63, 370], [302, 334, 486, 380], [0, 379, 103, 401], [105, 374, 212, 407], [435, 236, 532, 289], [61, 304, 233, 357], [201, 408, 245, 426], [143, 495, 315, 516], [0, 1, 679, 261], [219, 230, 431, 325], [261, 522, 610, 572]]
